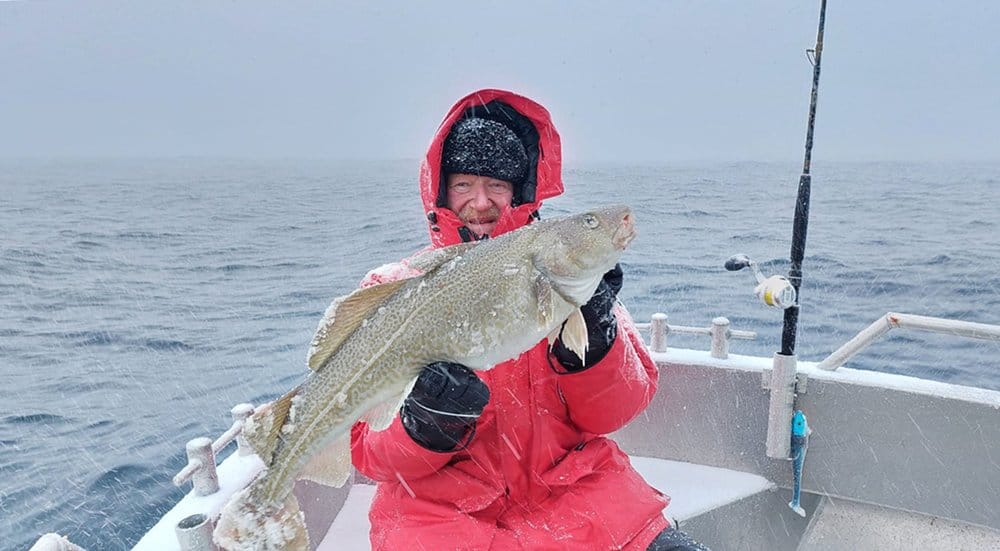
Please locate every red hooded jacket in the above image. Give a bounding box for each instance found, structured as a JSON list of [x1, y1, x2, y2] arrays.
[[351, 89, 669, 550]]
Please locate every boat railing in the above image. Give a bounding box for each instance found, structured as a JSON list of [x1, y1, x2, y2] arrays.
[[172, 403, 255, 495], [817, 312, 1000, 371], [635, 313, 757, 358]]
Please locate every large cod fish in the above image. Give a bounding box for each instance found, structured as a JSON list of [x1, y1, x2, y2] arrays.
[[214, 205, 637, 550]]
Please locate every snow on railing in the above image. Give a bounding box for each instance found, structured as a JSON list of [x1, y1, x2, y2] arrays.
[[636, 313, 757, 358], [172, 403, 255, 494], [28, 534, 87, 551], [818, 312, 1000, 371]]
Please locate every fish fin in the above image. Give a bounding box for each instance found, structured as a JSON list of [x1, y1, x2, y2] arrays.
[[299, 375, 422, 487], [362, 375, 419, 431], [214, 483, 309, 550], [243, 387, 300, 465], [297, 433, 352, 488], [562, 308, 590, 365], [307, 279, 409, 371], [406, 241, 480, 273], [546, 327, 560, 348], [361, 400, 398, 432], [533, 270, 555, 327]]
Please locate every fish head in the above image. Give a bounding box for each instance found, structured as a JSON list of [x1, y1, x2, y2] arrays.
[[532, 204, 636, 305], [791, 410, 810, 437]]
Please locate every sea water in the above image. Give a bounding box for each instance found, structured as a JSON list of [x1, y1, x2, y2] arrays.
[[1, 158, 998, 550]]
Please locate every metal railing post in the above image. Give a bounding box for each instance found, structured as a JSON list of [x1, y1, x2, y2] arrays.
[[231, 403, 254, 456], [649, 313, 669, 353], [186, 437, 219, 496], [710, 317, 730, 359]]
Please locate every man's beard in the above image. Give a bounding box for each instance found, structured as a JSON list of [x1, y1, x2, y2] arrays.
[[458, 204, 502, 233]]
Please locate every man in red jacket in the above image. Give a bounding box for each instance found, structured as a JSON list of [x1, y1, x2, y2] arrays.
[[351, 89, 708, 551]]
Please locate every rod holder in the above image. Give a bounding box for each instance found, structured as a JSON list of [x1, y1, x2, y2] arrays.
[[176, 513, 217, 551], [186, 437, 219, 495], [765, 353, 798, 458]]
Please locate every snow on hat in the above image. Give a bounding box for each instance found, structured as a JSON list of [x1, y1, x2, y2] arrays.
[[442, 117, 529, 185]]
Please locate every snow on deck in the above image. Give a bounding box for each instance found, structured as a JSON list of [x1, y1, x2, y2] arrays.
[[317, 455, 772, 550], [629, 456, 773, 520]]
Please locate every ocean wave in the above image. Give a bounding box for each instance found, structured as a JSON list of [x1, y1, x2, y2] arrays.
[[116, 231, 183, 240], [3, 413, 70, 425], [54, 330, 196, 352], [926, 254, 952, 265], [62, 330, 121, 346], [86, 463, 159, 493], [682, 209, 713, 217], [141, 338, 195, 351]]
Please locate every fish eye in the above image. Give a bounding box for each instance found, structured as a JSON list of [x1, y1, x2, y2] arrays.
[[582, 214, 600, 229]]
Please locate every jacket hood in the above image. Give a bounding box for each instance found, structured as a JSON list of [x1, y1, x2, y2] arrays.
[[420, 89, 563, 247]]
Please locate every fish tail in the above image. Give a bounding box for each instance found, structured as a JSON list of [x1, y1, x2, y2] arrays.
[[213, 482, 309, 551], [789, 500, 806, 517]]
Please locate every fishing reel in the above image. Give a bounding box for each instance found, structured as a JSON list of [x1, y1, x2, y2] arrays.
[[725, 254, 797, 309]]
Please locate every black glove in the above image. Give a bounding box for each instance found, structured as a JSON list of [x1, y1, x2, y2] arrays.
[[401, 361, 489, 452], [646, 526, 712, 551], [551, 263, 623, 373]]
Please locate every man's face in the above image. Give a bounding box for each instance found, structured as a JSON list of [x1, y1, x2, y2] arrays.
[[445, 173, 514, 238]]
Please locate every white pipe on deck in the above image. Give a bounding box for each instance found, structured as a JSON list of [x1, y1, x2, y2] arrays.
[[175, 513, 217, 551]]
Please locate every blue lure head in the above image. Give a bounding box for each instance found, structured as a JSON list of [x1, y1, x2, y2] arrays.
[[791, 410, 810, 437]]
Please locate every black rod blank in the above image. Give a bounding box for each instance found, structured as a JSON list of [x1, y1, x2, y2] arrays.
[[781, 0, 828, 357]]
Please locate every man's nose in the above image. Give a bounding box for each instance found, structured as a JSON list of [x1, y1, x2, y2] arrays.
[[469, 185, 491, 208]]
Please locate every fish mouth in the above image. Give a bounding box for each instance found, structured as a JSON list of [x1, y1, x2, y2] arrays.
[[613, 211, 637, 250]]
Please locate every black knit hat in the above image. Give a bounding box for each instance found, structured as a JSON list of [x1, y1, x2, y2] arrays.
[[442, 118, 529, 185]]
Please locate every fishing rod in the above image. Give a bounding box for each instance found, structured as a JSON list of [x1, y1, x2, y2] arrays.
[[782, 0, 828, 356], [726, 0, 829, 354]]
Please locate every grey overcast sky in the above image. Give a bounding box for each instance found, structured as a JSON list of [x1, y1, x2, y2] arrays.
[[2, 0, 997, 162]]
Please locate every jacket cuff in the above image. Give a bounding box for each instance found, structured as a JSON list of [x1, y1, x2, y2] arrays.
[[351, 415, 456, 482], [555, 319, 657, 435], [551, 322, 628, 381], [549, 325, 618, 374]]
